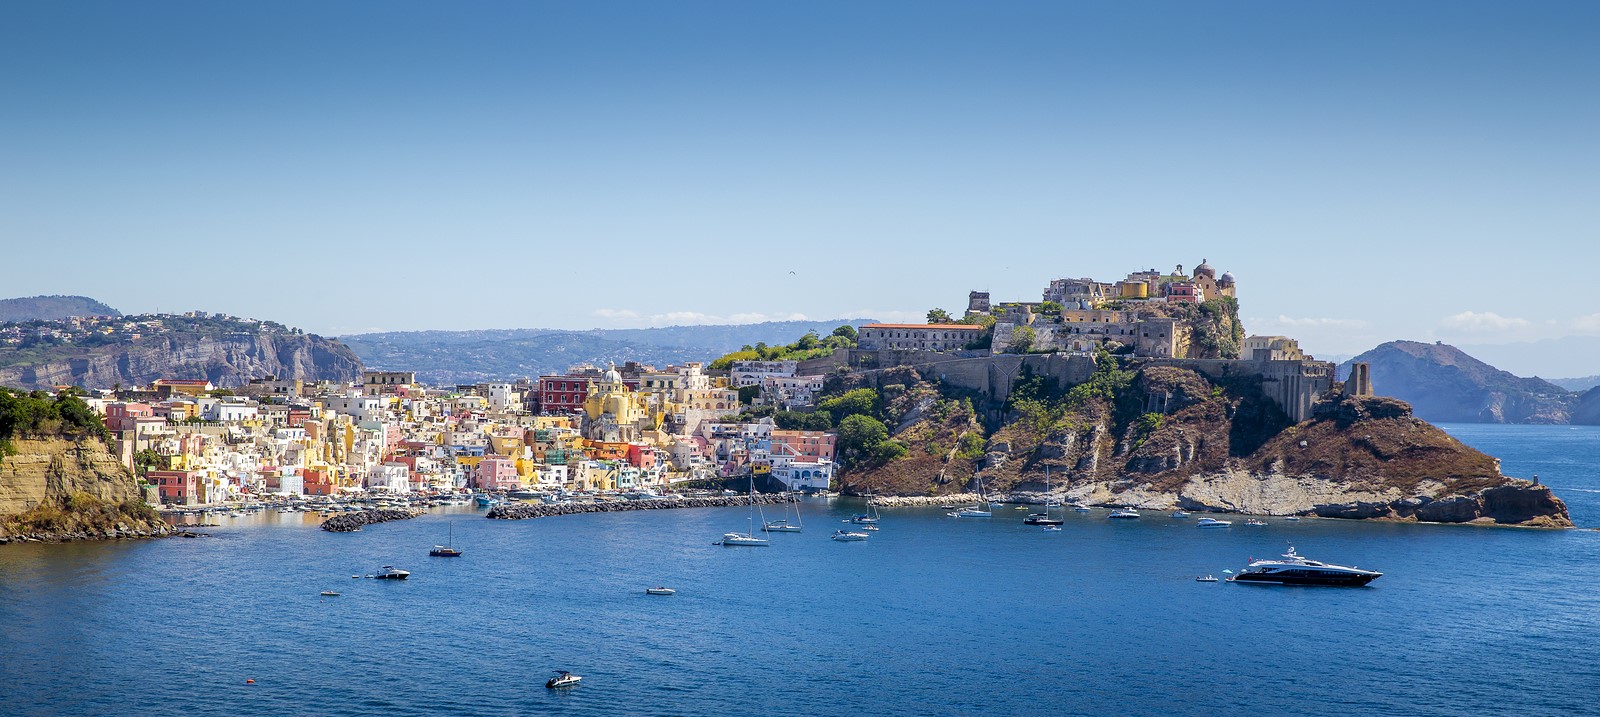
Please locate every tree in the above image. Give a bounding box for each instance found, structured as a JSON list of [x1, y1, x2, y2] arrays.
[[830, 325, 858, 342], [1039, 301, 1063, 314], [795, 331, 820, 350], [927, 308, 952, 324], [819, 388, 878, 422], [836, 414, 889, 467], [1008, 326, 1035, 354]]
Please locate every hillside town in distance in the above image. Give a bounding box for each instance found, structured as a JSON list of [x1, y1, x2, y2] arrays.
[[31, 258, 1336, 511]]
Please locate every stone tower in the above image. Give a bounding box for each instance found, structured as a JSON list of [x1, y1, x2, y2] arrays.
[[1343, 362, 1373, 397], [967, 291, 991, 314]]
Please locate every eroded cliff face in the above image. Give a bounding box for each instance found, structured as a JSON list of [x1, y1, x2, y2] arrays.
[[840, 364, 1572, 527], [0, 333, 363, 390], [0, 437, 169, 539]]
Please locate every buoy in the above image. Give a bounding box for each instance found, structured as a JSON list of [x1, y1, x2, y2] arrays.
[[246, 679, 255, 684]]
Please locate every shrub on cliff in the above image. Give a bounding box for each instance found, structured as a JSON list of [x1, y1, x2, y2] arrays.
[[0, 387, 112, 445]]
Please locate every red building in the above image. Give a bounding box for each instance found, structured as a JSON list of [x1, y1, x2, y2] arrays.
[[1166, 282, 1200, 304], [148, 470, 199, 505]]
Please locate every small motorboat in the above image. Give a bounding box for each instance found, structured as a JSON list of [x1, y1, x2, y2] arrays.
[[319, 591, 341, 596], [1171, 510, 1191, 518], [645, 587, 676, 596], [1042, 525, 1063, 532], [939, 504, 958, 510], [1108, 508, 1140, 520], [1196, 518, 1232, 528], [1244, 519, 1268, 526], [1284, 516, 1301, 521], [831, 530, 870, 541], [373, 566, 410, 580], [1072, 503, 1091, 513], [1196, 575, 1219, 583], [860, 524, 880, 531], [546, 671, 582, 689], [950, 507, 992, 518]]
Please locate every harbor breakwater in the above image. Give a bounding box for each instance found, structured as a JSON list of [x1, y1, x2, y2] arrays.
[[486, 494, 793, 520], [320, 508, 424, 532]]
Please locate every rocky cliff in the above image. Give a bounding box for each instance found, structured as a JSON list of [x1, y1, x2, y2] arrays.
[[1340, 340, 1573, 424], [836, 361, 1571, 527], [0, 332, 363, 390], [0, 437, 169, 540]]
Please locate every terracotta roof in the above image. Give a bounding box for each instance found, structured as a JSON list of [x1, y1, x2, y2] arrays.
[[862, 323, 983, 330]]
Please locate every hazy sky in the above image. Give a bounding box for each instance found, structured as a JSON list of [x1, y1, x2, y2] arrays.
[[2, 1, 1597, 373]]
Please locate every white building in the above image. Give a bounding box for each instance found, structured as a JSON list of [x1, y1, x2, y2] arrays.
[[730, 360, 798, 388]]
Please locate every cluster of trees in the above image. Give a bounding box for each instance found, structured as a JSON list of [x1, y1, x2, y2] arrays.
[[818, 388, 907, 469], [708, 325, 858, 370], [0, 388, 111, 446]]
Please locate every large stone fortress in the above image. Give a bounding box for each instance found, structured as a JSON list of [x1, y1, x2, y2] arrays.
[[972, 259, 1236, 358]]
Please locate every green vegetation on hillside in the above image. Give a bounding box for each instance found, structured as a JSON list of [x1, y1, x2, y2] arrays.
[[708, 325, 859, 370], [0, 388, 111, 448], [2, 491, 161, 538]]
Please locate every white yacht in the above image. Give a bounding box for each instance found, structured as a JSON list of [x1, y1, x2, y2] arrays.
[[1228, 546, 1382, 587], [546, 671, 582, 688], [1108, 508, 1140, 520], [373, 566, 410, 580], [1196, 518, 1233, 528], [831, 529, 870, 541], [950, 506, 992, 518], [1170, 510, 1191, 518]]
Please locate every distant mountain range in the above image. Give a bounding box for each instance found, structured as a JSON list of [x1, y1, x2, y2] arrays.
[[1340, 340, 1599, 424], [0, 295, 120, 322], [339, 319, 873, 385]]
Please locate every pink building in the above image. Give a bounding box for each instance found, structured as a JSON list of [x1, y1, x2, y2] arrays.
[[476, 457, 521, 491], [770, 430, 837, 462], [103, 402, 154, 432], [625, 443, 657, 470], [148, 470, 199, 505], [1166, 282, 1200, 304]]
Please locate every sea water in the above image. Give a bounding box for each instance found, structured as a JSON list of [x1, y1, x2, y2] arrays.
[[2, 425, 1597, 716]]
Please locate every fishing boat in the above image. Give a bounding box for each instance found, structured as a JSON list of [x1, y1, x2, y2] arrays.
[[429, 522, 463, 557], [719, 475, 770, 547], [546, 671, 582, 688]]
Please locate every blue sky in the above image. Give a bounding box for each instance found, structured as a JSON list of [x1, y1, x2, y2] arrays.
[[2, 1, 1597, 373]]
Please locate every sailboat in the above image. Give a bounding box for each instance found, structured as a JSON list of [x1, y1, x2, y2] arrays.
[[430, 522, 462, 557], [1024, 467, 1063, 526], [950, 474, 992, 517], [763, 492, 803, 532], [847, 498, 881, 525], [720, 475, 770, 546]]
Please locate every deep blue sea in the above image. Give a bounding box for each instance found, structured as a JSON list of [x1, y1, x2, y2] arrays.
[[3, 425, 1598, 716]]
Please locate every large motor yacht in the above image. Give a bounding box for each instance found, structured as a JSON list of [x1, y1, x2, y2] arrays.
[[1228, 547, 1382, 587]]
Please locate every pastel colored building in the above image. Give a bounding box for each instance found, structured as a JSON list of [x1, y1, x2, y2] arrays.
[[148, 470, 200, 505]]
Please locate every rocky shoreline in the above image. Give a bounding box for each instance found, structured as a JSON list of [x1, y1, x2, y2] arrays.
[[320, 508, 425, 532], [487, 494, 793, 520], [0, 523, 207, 544]]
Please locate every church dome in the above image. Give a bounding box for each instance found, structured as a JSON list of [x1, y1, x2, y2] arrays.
[[603, 363, 623, 384], [1218, 271, 1235, 285], [1193, 259, 1216, 279]]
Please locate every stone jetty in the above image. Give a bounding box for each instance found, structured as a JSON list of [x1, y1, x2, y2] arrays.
[[321, 508, 424, 532], [487, 494, 793, 520], [863, 493, 987, 507]]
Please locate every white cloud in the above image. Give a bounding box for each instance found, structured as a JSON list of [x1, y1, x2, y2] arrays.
[[1253, 315, 1369, 330], [591, 308, 642, 321], [1439, 311, 1531, 333], [1571, 313, 1600, 335]]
